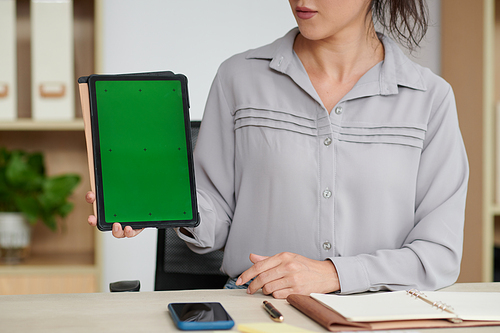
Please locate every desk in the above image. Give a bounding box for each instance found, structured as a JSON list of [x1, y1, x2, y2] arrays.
[[0, 283, 499, 332]]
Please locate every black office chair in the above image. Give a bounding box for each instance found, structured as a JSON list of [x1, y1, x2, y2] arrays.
[[154, 120, 227, 290], [110, 121, 228, 292]]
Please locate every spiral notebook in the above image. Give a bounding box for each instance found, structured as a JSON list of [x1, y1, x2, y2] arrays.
[[288, 290, 500, 332]]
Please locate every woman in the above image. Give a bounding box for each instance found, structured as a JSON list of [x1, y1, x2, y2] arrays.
[[87, 0, 468, 298]]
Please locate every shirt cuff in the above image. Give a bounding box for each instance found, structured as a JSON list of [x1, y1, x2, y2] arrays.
[[174, 190, 220, 252], [328, 256, 371, 294]]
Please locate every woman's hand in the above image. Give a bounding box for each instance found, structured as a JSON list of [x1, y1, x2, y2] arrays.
[[236, 252, 340, 299], [85, 191, 143, 238]]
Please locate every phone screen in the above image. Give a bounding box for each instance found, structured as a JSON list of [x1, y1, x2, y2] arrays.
[[168, 302, 234, 330]]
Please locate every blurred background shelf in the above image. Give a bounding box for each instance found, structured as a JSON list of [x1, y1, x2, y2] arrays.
[[441, 0, 500, 282], [0, 252, 94, 268], [0, 0, 100, 295], [0, 119, 84, 131]]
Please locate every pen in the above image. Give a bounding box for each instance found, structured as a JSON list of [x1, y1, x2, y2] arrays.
[[263, 300, 284, 322]]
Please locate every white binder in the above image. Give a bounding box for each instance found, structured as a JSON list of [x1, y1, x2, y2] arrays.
[[0, 0, 17, 121], [31, 0, 74, 121]]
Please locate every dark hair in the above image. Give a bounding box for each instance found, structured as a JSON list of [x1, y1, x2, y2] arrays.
[[371, 0, 429, 51]]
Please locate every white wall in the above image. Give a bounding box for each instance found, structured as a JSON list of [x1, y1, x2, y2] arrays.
[[99, 0, 441, 292], [402, 0, 441, 75], [101, 0, 297, 120], [99, 0, 296, 292]]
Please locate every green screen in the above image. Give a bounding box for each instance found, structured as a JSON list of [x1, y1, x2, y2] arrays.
[[95, 80, 193, 223]]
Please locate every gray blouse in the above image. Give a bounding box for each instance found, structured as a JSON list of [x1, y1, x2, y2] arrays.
[[177, 28, 469, 294]]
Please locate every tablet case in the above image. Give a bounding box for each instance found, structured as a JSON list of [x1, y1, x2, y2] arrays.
[[78, 71, 199, 231]]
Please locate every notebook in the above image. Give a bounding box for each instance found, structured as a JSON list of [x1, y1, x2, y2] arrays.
[[310, 290, 500, 322], [287, 290, 500, 332]]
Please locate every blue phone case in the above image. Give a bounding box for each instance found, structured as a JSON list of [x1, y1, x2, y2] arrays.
[[168, 302, 235, 331]]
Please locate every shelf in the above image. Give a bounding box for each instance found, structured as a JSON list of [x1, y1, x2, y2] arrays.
[[0, 253, 95, 275], [0, 0, 100, 294], [490, 205, 500, 215], [0, 252, 98, 294], [442, 0, 497, 282], [0, 119, 84, 131]]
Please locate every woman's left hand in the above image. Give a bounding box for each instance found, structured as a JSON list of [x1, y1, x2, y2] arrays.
[[236, 252, 340, 299]]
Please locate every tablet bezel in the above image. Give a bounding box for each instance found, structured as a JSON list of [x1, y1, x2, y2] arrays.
[[86, 72, 199, 231]]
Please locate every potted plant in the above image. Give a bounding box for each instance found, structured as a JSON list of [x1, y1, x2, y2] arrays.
[[0, 147, 80, 262]]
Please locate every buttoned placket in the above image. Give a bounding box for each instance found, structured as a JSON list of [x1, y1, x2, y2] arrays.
[[272, 56, 339, 259], [268, 45, 347, 259], [260, 28, 425, 264], [316, 102, 342, 259]]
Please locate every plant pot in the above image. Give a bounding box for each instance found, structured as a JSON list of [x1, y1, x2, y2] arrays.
[[0, 212, 31, 263]]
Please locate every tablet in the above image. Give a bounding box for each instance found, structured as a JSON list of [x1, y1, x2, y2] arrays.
[[78, 72, 199, 231]]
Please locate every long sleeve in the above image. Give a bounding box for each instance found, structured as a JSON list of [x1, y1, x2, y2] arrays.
[[176, 73, 235, 254]]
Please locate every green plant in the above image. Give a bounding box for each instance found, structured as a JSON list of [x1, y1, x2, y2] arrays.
[[0, 147, 81, 231]]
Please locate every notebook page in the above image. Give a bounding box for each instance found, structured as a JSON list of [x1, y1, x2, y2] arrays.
[[423, 292, 500, 321], [310, 291, 456, 322]]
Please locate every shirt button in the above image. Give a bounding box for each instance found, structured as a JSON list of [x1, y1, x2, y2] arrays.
[[323, 241, 332, 250], [323, 189, 332, 199], [324, 137, 332, 146], [334, 106, 343, 115]]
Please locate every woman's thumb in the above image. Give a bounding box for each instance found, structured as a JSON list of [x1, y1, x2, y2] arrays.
[[249, 253, 269, 263]]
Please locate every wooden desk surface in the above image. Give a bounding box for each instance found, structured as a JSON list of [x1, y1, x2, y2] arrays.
[[0, 283, 499, 332]]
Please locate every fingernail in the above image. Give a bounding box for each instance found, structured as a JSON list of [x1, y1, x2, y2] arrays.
[[246, 288, 251, 294], [236, 277, 242, 285]]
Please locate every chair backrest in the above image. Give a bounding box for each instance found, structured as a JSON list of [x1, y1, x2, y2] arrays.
[[154, 120, 228, 291]]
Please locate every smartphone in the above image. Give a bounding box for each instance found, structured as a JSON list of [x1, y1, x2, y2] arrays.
[[168, 302, 235, 331]]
